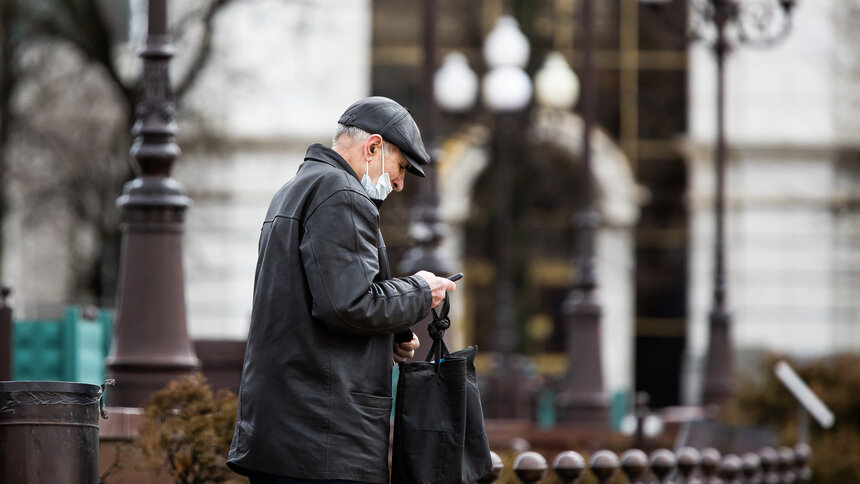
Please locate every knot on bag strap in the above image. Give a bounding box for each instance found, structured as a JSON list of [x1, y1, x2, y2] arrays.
[[428, 295, 451, 341]]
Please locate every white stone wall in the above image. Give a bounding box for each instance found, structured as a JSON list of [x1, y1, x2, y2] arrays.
[[685, 0, 860, 404], [3, 203, 76, 318], [688, 0, 835, 146], [596, 226, 636, 395], [175, 149, 309, 340], [174, 0, 371, 339], [831, 1, 860, 353], [181, 0, 371, 141]]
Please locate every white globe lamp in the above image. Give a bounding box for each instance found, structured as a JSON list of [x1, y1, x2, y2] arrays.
[[483, 16, 530, 69], [535, 52, 580, 109], [482, 66, 533, 112], [434, 52, 479, 113]]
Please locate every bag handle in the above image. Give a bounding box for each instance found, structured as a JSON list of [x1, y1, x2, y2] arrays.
[[425, 294, 451, 369]]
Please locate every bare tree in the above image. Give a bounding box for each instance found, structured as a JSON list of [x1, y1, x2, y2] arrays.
[[2, 0, 239, 306]]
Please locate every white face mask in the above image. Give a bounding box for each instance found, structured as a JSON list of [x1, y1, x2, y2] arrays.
[[360, 142, 393, 201]]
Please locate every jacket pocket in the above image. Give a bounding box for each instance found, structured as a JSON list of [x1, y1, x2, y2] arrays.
[[349, 391, 392, 413], [328, 392, 393, 481]]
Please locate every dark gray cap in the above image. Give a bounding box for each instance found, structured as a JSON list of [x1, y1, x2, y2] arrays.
[[338, 96, 429, 177]]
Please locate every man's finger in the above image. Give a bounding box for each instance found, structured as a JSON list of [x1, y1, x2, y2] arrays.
[[394, 349, 415, 361], [398, 336, 420, 352]]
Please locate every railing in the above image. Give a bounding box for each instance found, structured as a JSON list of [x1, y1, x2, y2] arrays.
[[479, 443, 811, 483]]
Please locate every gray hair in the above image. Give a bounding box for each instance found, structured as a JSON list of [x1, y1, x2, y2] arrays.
[[332, 124, 394, 155]]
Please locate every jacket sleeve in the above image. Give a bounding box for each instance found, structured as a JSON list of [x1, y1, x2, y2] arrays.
[[300, 188, 432, 334]]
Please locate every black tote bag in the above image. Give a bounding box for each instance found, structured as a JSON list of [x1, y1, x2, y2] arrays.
[[391, 297, 493, 484]]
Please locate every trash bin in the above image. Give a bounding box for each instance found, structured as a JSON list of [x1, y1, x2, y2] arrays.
[[0, 381, 105, 483]]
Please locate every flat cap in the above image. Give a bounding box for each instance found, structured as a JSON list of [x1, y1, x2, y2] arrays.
[[338, 97, 429, 177]]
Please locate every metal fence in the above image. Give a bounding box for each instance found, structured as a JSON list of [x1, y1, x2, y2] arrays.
[[479, 443, 811, 483]]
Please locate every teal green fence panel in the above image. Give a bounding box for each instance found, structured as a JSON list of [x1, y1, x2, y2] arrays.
[[63, 306, 107, 384], [99, 308, 113, 358], [611, 389, 630, 431], [13, 306, 112, 385], [13, 319, 63, 381]]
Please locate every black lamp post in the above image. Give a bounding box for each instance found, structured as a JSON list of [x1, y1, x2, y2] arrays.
[[705, 0, 796, 406], [481, 16, 534, 419], [556, 0, 609, 425], [642, 0, 797, 406], [106, 0, 199, 407], [434, 15, 532, 418]]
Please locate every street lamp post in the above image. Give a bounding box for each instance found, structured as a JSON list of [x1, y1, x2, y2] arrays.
[[703, 0, 796, 406], [642, 0, 797, 406], [105, 0, 199, 407], [482, 15, 532, 358], [704, 0, 735, 408], [556, 0, 610, 426], [434, 16, 531, 418], [481, 16, 533, 419]]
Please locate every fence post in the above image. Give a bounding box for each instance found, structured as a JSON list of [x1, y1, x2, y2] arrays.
[[590, 450, 619, 484], [649, 448, 677, 483], [717, 454, 742, 483], [0, 285, 11, 380], [676, 447, 701, 484], [777, 446, 796, 483], [741, 452, 762, 482], [553, 451, 585, 484], [758, 446, 779, 484], [793, 443, 812, 484], [700, 447, 721, 483], [620, 449, 648, 484], [514, 451, 548, 484]]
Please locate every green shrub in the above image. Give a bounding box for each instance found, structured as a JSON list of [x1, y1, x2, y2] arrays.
[[136, 373, 245, 484]]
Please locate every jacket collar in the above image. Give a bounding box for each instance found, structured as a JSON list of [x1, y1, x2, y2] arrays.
[[304, 143, 385, 209], [304, 143, 359, 182]]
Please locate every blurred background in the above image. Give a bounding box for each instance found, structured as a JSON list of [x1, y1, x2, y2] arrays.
[[1, 0, 859, 480]]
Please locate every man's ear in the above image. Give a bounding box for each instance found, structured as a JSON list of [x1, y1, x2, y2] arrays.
[[364, 134, 384, 160]]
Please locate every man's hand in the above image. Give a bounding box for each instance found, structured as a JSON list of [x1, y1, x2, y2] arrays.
[[414, 270, 457, 309], [393, 334, 420, 364]]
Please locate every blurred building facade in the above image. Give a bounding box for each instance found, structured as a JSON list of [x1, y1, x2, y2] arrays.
[[369, 0, 691, 410], [2, 0, 859, 413], [367, 0, 860, 409], [685, 0, 860, 403]]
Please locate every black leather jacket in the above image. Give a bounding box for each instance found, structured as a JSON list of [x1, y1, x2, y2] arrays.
[[228, 144, 432, 482]]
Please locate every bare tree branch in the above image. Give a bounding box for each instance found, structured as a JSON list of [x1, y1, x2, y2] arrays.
[[3, 0, 242, 302], [174, 0, 239, 103], [0, 0, 21, 274]]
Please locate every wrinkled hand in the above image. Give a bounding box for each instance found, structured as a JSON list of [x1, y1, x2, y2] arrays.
[[414, 270, 457, 309], [393, 334, 420, 364]]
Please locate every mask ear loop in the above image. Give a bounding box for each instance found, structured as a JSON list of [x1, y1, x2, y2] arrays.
[[367, 140, 385, 182], [365, 141, 371, 180], [380, 141, 385, 179]]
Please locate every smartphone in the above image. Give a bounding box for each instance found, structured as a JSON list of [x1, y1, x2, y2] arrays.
[[447, 272, 464, 282]]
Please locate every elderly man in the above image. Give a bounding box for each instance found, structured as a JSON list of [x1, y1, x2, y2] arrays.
[[228, 97, 456, 484]]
